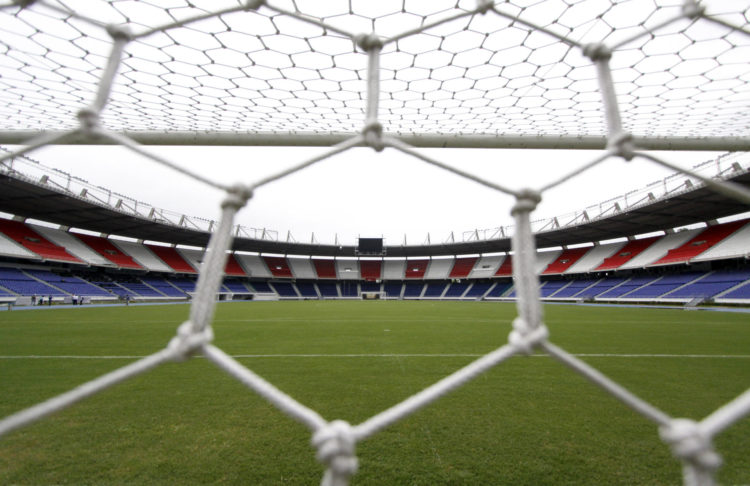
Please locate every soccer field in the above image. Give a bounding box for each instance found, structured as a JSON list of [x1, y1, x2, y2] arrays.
[[1, 301, 748, 485]]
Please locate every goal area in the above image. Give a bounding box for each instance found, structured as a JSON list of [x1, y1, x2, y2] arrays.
[[1, 1, 750, 485]]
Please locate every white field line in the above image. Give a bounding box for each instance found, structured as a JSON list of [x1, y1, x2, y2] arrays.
[[0, 353, 749, 359]]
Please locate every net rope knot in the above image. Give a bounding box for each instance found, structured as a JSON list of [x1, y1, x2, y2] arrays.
[[312, 420, 359, 485], [511, 188, 542, 215], [222, 183, 253, 211], [355, 33, 383, 52], [244, 0, 264, 10], [476, 0, 494, 14], [105, 24, 133, 42], [508, 317, 549, 355], [582, 43, 612, 62], [659, 418, 722, 472], [609, 131, 636, 161], [682, 0, 705, 19], [77, 108, 100, 133], [362, 121, 384, 152], [167, 320, 214, 361]]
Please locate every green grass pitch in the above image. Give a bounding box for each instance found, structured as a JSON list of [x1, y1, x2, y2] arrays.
[[0, 300, 748, 485]]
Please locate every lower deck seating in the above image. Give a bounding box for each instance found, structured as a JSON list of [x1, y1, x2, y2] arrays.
[[296, 282, 319, 298], [317, 282, 339, 298], [444, 282, 469, 297], [142, 277, 186, 297], [552, 279, 598, 298], [0, 267, 67, 296], [271, 282, 298, 298], [24, 270, 110, 296]]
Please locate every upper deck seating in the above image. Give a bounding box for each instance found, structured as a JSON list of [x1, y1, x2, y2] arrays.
[[234, 254, 271, 278], [495, 256, 512, 277], [444, 282, 470, 298], [597, 276, 658, 298], [360, 260, 382, 281], [0, 232, 36, 259], [224, 254, 247, 276], [336, 259, 360, 280], [668, 270, 750, 299], [567, 242, 625, 273], [287, 257, 315, 279], [652, 220, 748, 265], [312, 259, 337, 279], [625, 273, 702, 298], [146, 244, 197, 273], [542, 248, 590, 275], [469, 255, 503, 278], [423, 282, 447, 298], [264, 256, 293, 278], [74, 233, 143, 269], [621, 230, 700, 269], [405, 260, 429, 279], [449, 257, 478, 278], [424, 258, 452, 279], [0, 219, 81, 263], [694, 220, 750, 262], [382, 259, 406, 280], [24, 270, 110, 296], [111, 240, 172, 272], [34, 226, 111, 265], [0, 267, 66, 296], [596, 237, 659, 271]]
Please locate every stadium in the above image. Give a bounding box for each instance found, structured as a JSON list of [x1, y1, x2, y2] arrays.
[[0, 1, 749, 485]]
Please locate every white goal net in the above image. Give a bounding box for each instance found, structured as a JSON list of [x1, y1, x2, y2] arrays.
[[0, 1, 749, 485]]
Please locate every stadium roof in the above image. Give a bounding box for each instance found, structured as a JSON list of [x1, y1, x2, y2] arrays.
[[1, 164, 748, 258]]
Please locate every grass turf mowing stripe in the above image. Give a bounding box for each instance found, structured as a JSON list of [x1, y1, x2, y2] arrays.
[[2, 353, 750, 359]]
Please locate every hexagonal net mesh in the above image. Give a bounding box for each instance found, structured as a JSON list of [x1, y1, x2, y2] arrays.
[[0, 1, 749, 486]]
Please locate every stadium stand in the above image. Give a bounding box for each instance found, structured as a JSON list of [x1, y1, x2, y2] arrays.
[[667, 270, 750, 300], [141, 277, 186, 297], [539, 280, 569, 297], [485, 281, 512, 298], [577, 277, 625, 299], [444, 282, 470, 298], [271, 282, 299, 298], [34, 226, 112, 266], [625, 273, 703, 299], [423, 282, 447, 298], [652, 220, 748, 266], [73, 233, 142, 269], [551, 279, 599, 298], [0, 266, 67, 296], [405, 259, 429, 279], [359, 260, 382, 281], [464, 282, 493, 299], [117, 280, 164, 297], [542, 248, 591, 275], [316, 282, 339, 298], [424, 258, 453, 280], [620, 230, 700, 269], [235, 254, 273, 278], [718, 280, 750, 301], [403, 282, 425, 298], [175, 248, 204, 273], [595, 236, 659, 271], [287, 256, 316, 279], [146, 244, 197, 273], [340, 281, 359, 297], [0, 232, 36, 259], [312, 258, 337, 279], [384, 281, 403, 299], [694, 221, 750, 262], [336, 258, 360, 280], [468, 255, 503, 279], [596, 275, 659, 299], [222, 280, 252, 294], [449, 257, 478, 278], [224, 254, 246, 277], [0, 219, 81, 263], [112, 240, 172, 272], [295, 281, 319, 299], [168, 277, 196, 294], [495, 256, 512, 277], [24, 269, 110, 297], [264, 256, 293, 278], [382, 259, 406, 280]]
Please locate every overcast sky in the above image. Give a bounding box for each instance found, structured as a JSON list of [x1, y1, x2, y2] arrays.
[[21, 143, 722, 246]]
